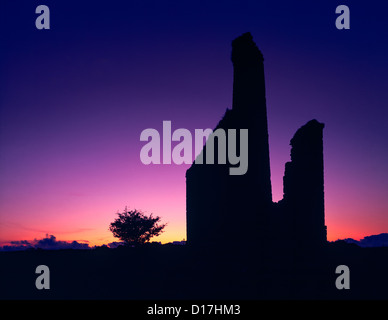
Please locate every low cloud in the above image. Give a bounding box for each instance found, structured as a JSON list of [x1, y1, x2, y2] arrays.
[[107, 241, 125, 248], [0, 234, 91, 251], [343, 233, 388, 247]]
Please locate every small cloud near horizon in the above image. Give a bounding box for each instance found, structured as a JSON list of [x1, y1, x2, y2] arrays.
[[339, 233, 388, 248], [0, 234, 91, 251]]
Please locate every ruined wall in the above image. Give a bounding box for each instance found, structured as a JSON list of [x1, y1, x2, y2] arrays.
[[186, 33, 327, 253], [282, 119, 327, 249]]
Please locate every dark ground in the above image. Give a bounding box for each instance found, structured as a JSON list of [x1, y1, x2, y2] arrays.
[[1, 242, 387, 300]]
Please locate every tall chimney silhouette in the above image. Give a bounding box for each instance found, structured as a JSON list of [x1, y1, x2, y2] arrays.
[[186, 32, 272, 249], [231, 32, 272, 206], [232, 32, 266, 112]]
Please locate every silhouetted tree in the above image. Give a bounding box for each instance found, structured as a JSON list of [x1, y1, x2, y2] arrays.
[[109, 208, 166, 246]]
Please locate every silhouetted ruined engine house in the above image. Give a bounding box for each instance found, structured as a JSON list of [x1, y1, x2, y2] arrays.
[[186, 32, 327, 251]]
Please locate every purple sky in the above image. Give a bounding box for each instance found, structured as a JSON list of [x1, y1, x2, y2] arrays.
[[0, 0, 387, 246]]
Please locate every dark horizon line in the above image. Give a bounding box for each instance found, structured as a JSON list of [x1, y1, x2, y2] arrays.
[[1, 233, 388, 252]]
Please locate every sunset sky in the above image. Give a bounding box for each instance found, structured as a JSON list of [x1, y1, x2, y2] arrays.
[[1, 1, 387, 247]]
